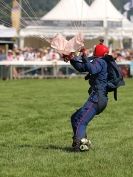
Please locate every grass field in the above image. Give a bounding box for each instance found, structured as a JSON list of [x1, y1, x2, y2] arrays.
[[0, 78, 132, 177]]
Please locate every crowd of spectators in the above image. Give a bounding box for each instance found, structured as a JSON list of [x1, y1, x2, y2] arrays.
[[0, 46, 132, 78], [0, 46, 133, 62], [111, 49, 133, 62], [6, 47, 61, 62]]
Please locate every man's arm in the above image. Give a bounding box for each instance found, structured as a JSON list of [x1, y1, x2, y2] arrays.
[[70, 56, 86, 72], [70, 56, 103, 74]]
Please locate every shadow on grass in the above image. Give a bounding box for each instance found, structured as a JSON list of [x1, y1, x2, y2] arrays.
[[17, 144, 73, 152], [0, 143, 74, 153], [44, 145, 74, 152]]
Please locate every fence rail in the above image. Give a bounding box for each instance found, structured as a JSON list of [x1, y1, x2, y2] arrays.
[[0, 60, 132, 79]]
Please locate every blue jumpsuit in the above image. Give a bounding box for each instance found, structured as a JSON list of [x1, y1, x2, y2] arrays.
[[70, 56, 108, 140]]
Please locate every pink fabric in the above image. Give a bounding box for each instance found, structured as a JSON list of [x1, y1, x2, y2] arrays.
[[51, 33, 84, 55]]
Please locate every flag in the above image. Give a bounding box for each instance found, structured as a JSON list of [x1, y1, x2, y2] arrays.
[[124, 0, 133, 10], [123, 0, 133, 20], [11, 0, 21, 32]]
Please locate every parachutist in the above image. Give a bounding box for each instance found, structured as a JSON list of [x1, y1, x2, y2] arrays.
[[68, 40, 124, 152]]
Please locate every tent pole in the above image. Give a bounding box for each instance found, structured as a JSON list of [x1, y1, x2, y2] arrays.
[[104, 18, 108, 46], [131, 32, 133, 49], [20, 37, 24, 48], [104, 26, 108, 46], [104, 0, 108, 46], [120, 18, 124, 49]]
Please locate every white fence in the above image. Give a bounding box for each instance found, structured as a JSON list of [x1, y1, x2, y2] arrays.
[[0, 60, 132, 79]]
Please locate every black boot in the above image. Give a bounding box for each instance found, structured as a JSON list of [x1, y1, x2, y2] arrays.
[[73, 139, 81, 152], [72, 137, 92, 152]]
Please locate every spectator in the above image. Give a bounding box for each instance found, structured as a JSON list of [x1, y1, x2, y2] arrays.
[[7, 50, 14, 61], [0, 48, 6, 61], [0, 47, 133, 62]]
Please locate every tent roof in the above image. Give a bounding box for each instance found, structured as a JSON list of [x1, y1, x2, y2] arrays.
[[87, 0, 123, 21], [41, 0, 91, 21], [21, 0, 133, 39], [0, 25, 8, 29], [0, 25, 17, 38], [122, 18, 133, 29]]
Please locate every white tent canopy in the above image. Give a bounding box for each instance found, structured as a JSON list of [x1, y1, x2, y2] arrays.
[[87, 0, 133, 29], [41, 0, 91, 21], [87, 0, 123, 21], [20, 0, 133, 48], [0, 25, 17, 38]]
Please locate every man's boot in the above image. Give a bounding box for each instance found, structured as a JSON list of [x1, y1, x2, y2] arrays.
[[72, 137, 92, 152]]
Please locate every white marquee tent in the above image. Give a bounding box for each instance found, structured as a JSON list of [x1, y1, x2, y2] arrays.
[[87, 0, 133, 36], [41, 0, 91, 21], [20, 0, 133, 48], [20, 0, 92, 42], [88, 0, 123, 21], [86, 0, 133, 46], [0, 25, 17, 38]]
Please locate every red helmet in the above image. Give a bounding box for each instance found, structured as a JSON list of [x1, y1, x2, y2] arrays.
[[94, 43, 109, 57]]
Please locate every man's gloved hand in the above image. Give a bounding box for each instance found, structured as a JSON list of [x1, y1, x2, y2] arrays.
[[80, 48, 88, 57], [62, 52, 75, 62]]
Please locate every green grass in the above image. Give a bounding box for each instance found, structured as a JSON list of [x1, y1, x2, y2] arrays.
[[0, 78, 132, 177]]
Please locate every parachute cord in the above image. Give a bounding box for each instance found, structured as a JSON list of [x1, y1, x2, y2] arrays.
[[58, 0, 79, 34], [23, 0, 41, 26], [0, 1, 28, 28], [29, 35, 51, 43], [23, 0, 80, 37], [72, 0, 80, 32], [0, 0, 50, 43], [0, 19, 11, 27], [80, 0, 84, 33], [15, 1, 39, 27], [23, 0, 79, 40], [15, 1, 50, 41], [24, 0, 38, 19], [0, 0, 86, 46]]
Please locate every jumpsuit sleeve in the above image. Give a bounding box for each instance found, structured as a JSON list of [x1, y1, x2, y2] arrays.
[[70, 56, 103, 74]]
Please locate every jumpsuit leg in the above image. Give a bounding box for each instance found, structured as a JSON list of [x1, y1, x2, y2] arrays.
[[71, 99, 98, 140], [71, 108, 82, 136]]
